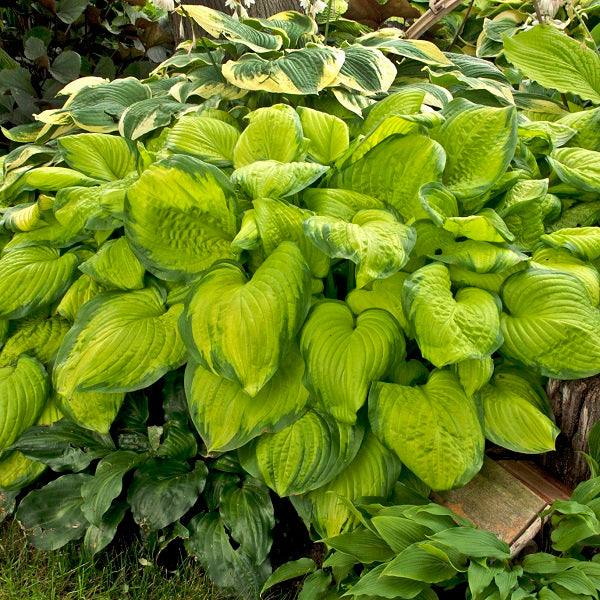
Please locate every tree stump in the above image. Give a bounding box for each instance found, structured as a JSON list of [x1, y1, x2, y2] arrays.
[[541, 376, 600, 488]]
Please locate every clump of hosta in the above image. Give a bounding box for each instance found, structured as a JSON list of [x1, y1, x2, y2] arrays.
[[1, 6, 600, 598]]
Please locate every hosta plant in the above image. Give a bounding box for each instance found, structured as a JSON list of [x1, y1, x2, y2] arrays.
[[1, 5, 600, 597]]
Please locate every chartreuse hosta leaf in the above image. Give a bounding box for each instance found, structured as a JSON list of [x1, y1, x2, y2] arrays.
[[443, 209, 514, 243], [541, 227, 600, 262], [231, 161, 328, 200], [0, 355, 49, 452], [79, 238, 145, 291], [559, 107, 600, 151], [303, 210, 416, 289], [453, 357, 494, 397], [403, 263, 502, 367], [433, 99, 517, 199], [362, 88, 425, 134], [369, 370, 484, 490], [547, 148, 600, 193], [300, 302, 403, 424], [303, 188, 386, 221], [57, 133, 136, 181], [0, 246, 81, 319], [531, 247, 600, 306], [179, 4, 283, 52], [501, 269, 600, 378], [248, 410, 364, 497], [297, 107, 349, 164], [480, 368, 558, 454], [56, 275, 105, 322], [56, 390, 125, 435], [223, 46, 345, 96], [54, 285, 186, 398], [184, 346, 309, 453], [336, 134, 445, 223], [233, 104, 304, 168], [165, 115, 240, 167], [180, 242, 311, 396], [449, 263, 527, 294], [125, 155, 238, 280], [418, 182, 459, 225], [332, 45, 396, 96], [503, 24, 600, 105], [291, 432, 402, 538]]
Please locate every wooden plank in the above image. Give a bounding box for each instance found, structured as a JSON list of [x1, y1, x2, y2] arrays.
[[498, 460, 571, 503]]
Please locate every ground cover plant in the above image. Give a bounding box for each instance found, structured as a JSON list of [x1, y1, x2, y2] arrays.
[[1, 1, 600, 598]]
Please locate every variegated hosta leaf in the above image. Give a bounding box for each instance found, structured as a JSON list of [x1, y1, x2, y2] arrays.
[[165, 116, 240, 167], [248, 410, 364, 497], [233, 104, 304, 168], [184, 346, 310, 454], [231, 161, 328, 200], [54, 286, 187, 397], [125, 155, 238, 280], [56, 274, 106, 322], [57, 133, 136, 181], [297, 107, 349, 165], [304, 210, 415, 289], [433, 240, 528, 274], [0, 315, 70, 366], [179, 4, 283, 52], [541, 227, 600, 262], [547, 148, 600, 193], [531, 246, 600, 306], [234, 198, 330, 278], [518, 120, 576, 155], [362, 88, 426, 134], [333, 46, 396, 96], [291, 432, 402, 538], [300, 302, 403, 424], [171, 67, 247, 103], [480, 368, 558, 454], [0, 355, 49, 452], [180, 242, 311, 396], [500, 269, 600, 379], [223, 47, 345, 96], [303, 188, 386, 221], [79, 238, 145, 291], [418, 182, 459, 226], [443, 209, 514, 243], [449, 263, 527, 295], [336, 134, 445, 223], [0, 246, 81, 319], [453, 357, 494, 397], [389, 359, 429, 386], [57, 390, 126, 434], [118, 98, 188, 141], [433, 99, 517, 199], [403, 263, 503, 367], [1, 199, 50, 233], [558, 107, 600, 151], [230, 210, 260, 252], [369, 371, 484, 490], [346, 272, 410, 334]]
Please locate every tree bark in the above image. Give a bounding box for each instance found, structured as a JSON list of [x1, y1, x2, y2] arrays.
[[541, 376, 600, 488], [170, 0, 302, 45]]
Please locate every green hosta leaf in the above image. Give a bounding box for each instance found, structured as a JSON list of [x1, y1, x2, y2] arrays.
[[403, 263, 502, 367], [500, 269, 600, 379], [56, 275, 105, 322], [300, 302, 403, 423], [233, 104, 304, 168], [249, 410, 364, 496], [370, 513, 433, 554], [0, 450, 47, 491], [221, 478, 274, 565], [223, 47, 345, 96], [0, 356, 49, 452], [336, 134, 446, 222], [346, 272, 410, 334], [453, 357, 494, 397], [297, 570, 332, 599], [165, 116, 240, 167], [125, 155, 238, 280], [333, 45, 396, 95], [84, 501, 127, 557], [291, 432, 401, 538], [180, 242, 311, 396], [504, 25, 600, 104], [369, 371, 484, 490], [180, 4, 282, 52], [81, 450, 145, 525], [443, 209, 514, 243], [532, 246, 600, 305], [480, 368, 558, 453], [303, 210, 416, 289], [0, 246, 80, 319], [16, 473, 91, 550], [0, 315, 70, 366], [324, 528, 395, 564], [54, 286, 186, 397], [434, 99, 517, 199], [128, 460, 208, 531], [346, 563, 429, 598], [185, 512, 270, 598], [431, 527, 510, 559], [57, 133, 136, 181], [382, 543, 458, 583], [184, 346, 309, 453], [58, 390, 125, 436], [79, 238, 145, 291], [303, 188, 386, 221], [297, 107, 349, 164], [261, 558, 317, 595], [541, 227, 600, 262], [231, 161, 328, 200], [548, 148, 600, 193]]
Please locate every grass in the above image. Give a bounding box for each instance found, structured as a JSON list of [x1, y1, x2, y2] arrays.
[[0, 519, 228, 600]]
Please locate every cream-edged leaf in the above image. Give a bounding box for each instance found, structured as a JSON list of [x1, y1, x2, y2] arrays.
[[333, 45, 396, 96], [303, 188, 386, 221]]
